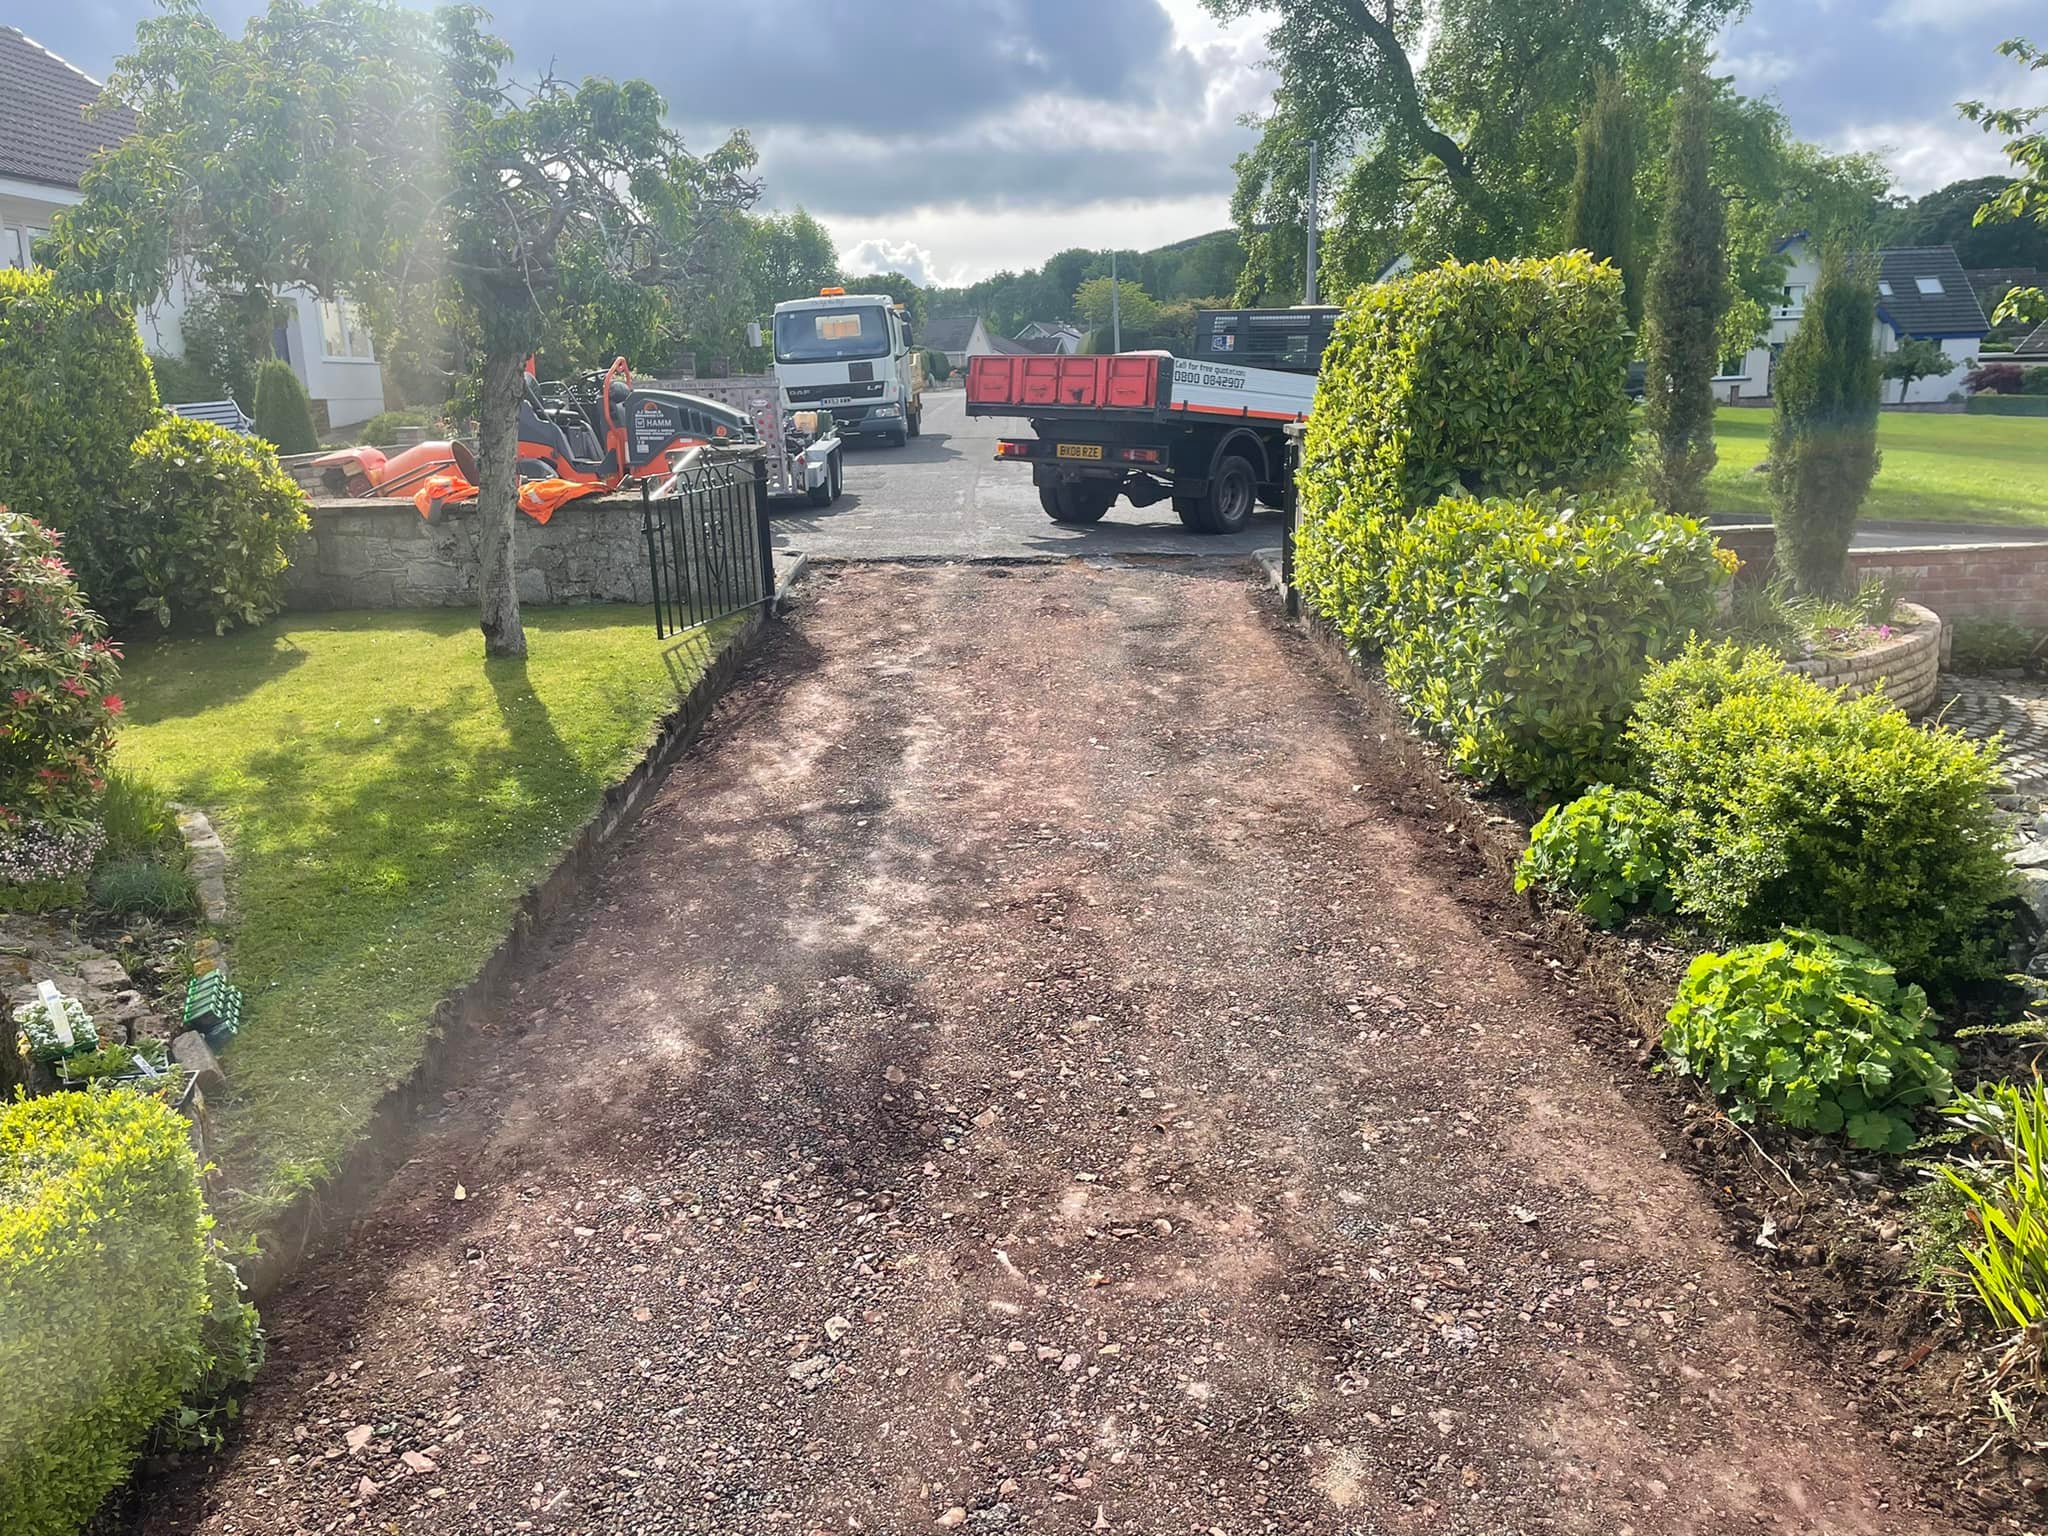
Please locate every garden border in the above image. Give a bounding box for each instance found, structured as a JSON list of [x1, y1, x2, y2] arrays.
[[1256, 554, 2012, 1520], [240, 568, 809, 1297]]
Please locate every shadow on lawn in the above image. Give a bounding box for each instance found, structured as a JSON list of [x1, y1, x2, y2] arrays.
[[118, 626, 312, 728]]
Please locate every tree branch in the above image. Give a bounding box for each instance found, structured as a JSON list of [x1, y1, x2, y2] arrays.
[[1333, 0, 1473, 181]]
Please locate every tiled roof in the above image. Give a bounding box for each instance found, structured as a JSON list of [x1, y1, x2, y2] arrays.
[[2014, 320, 2048, 359], [1876, 247, 1991, 338], [0, 26, 134, 191], [923, 315, 981, 353]]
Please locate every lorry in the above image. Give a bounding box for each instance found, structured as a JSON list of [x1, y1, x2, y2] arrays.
[[770, 287, 924, 447], [966, 306, 1339, 534]]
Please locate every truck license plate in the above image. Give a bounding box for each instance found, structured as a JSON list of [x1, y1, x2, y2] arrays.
[[1056, 443, 1104, 460]]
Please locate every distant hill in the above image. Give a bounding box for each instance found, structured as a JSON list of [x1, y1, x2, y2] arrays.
[[928, 230, 1245, 336]]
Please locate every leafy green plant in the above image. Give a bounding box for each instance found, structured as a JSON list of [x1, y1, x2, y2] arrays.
[[97, 768, 181, 860], [1516, 784, 1676, 927], [0, 1091, 220, 1535], [14, 992, 97, 1064], [1379, 490, 1729, 797], [147, 352, 217, 406], [1663, 928, 1956, 1152], [1937, 1074, 2048, 1394], [252, 358, 318, 456], [91, 856, 198, 919], [161, 1248, 265, 1452], [1630, 641, 2011, 983], [118, 416, 310, 633], [0, 268, 161, 607], [356, 407, 437, 444], [1719, 575, 1915, 661], [1294, 253, 1636, 649], [0, 508, 124, 825], [55, 1039, 170, 1085], [1949, 615, 2039, 673]]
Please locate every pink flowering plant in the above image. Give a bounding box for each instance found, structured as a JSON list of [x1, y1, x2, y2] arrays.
[[0, 506, 122, 829]]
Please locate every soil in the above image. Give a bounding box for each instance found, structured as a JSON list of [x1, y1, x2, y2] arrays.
[[138, 561, 1968, 1534]]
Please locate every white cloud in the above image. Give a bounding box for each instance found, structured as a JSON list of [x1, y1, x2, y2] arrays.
[[823, 195, 1238, 288], [839, 238, 952, 288], [1878, 0, 2030, 30], [1828, 115, 2016, 195]]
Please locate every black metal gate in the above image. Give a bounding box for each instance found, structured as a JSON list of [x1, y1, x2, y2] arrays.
[[640, 448, 775, 639]]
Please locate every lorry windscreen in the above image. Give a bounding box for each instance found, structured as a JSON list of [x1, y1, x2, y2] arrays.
[[775, 306, 891, 364]]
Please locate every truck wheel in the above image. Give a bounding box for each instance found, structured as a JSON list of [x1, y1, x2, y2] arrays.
[[1042, 480, 1114, 524], [1172, 495, 1204, 530], [1189, 455, 1256, 535]]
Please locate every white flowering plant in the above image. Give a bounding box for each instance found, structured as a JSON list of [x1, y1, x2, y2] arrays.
[[15, 992, 97, 1064]]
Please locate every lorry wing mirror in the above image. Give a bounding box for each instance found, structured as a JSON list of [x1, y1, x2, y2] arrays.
[[746, 321, 763, 349]]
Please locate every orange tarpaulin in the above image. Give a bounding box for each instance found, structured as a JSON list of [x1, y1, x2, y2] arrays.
[[412, 474, 608, 526]]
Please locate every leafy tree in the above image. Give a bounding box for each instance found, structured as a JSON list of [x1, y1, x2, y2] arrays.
[[251, 358, 318, 454], [1961, 37, 2048, 327], [1204, 0, 1743, 301], [1881, 337, 1958, 403], [1564, 73, 1641, 327], [177, 288, 271, 408], [1641, 74, 1726, 522], [1880, 175, 2047, 269], [1073, 277, 1160, 337], [1769, 245, 1881, 596], [55, 0, 758, 659], [844, 270, 928, 326]]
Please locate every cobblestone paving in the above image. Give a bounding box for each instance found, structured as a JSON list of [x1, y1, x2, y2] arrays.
[[1938, 675, 2048, 796]]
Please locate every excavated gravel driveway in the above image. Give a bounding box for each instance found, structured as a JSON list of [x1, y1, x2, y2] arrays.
[[144, 562, 1952, 1535]]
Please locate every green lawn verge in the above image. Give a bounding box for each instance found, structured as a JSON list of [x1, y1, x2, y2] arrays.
[[117, 607, 735, 1238], [1706, 406, 2048, 527]]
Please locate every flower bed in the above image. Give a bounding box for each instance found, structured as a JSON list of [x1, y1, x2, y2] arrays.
[[1784, 601, 1942, 717]]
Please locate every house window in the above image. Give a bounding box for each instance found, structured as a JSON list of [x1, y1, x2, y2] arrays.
[[1877, 280, 1893, 297], [318, 298, 375, 360], [1915, 277, 1944, 296], [1780, 283, 1807, 308], [1, 227, 24, 270]]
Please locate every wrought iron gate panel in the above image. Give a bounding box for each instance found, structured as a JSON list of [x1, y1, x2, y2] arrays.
[[640, 448, 774, 639]]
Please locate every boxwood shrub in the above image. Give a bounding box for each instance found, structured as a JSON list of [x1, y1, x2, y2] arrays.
[[118, 416, 310, 633], [1379, 491, 1729, 798], [1629, 641, 2011, 983], [0, 1091, 215, 1534], [0, 270, 160, 609], [1295, 253, 1635, 649]]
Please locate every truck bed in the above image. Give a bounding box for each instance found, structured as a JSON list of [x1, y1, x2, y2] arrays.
[[965, 353, 1316, 425]]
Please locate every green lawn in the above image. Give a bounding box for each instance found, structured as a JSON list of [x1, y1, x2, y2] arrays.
[[118, 607, 734, 1239], [1705, 406, 2048, 526]]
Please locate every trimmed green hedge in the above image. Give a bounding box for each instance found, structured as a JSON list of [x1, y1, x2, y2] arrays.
[[1296, 253, 1635, 648], [119, 417, 310, 634], [1379, 491, 1729, 797], [0, 270, 160, 608], [1966, 394, 2048, 417], [252, 359, 318, 456], [0, 1091, 215, 1534], [1628, 642, 2011, 983]]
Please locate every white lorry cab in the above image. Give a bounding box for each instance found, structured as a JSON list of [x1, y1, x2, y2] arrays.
[[771, 288, 924, 448]]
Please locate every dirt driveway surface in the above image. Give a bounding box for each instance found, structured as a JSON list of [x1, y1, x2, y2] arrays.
[[145, 562, 1952, 1535]]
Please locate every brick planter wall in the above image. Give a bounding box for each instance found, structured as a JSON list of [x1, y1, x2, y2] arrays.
[[1784, 601, 1942, 717], [1717, 524, 2048, 630], [285, 494, 667, 610]]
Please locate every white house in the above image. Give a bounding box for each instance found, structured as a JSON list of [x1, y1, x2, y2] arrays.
[[1015, 320, 1083, 354], [1729, 235, 1988, 405], [924, 315, 998, 369], [0, 24, 383, 429]]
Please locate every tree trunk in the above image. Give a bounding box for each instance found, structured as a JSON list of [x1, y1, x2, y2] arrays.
[[475, 344, 528, 659]]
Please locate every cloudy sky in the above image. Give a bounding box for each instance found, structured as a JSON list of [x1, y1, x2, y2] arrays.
[[24, 0, 2043, 285]]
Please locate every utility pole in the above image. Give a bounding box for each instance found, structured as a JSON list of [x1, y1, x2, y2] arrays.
[[1110, 248, 1122, 353], [1305, 139, 1320, 306]]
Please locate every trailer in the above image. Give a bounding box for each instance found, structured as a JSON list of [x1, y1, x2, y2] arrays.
[[965, 307, 1338, 534], [668, 375, 844, 505]]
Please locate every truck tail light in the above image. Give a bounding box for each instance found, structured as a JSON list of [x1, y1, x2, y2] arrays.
[[1121, 447, 1163, 464], [995, 439, 1034, 459]]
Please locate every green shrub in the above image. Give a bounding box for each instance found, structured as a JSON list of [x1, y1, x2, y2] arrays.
[[90, 856, 198, 919], [921, 349, 951, 384], [0, 1091, 217, 1533], [0, 269, 160, 606], [2025, 369, 2048, 398], [96, 768, 180, 860], [251, 359, 318, 456], [1937, 1075, 2048, 1388], [1629, 641, 2011, 982], [164, 1249, 264, 1452], [1295, 253, 1635, 648], [1379, 491, 1729, 797], [117, 416, 309, 633], [146, 352, 216, 406], [1949, 616, 2038, 673], [1966, 394, 2048, 417], [1516, 784, 1676, 927], [0, 508, 123, 823], [356, 407, 435, 444], [1663, 928, 1955, 1152]]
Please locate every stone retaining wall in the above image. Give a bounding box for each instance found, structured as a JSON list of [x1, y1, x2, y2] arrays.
[[287, 493, 682, 609], [1717, 524, 2048, 630], [1784, 602, 1942, 717]]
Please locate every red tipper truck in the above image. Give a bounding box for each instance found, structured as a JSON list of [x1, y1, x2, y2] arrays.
[[966, 307, 1338, 534]]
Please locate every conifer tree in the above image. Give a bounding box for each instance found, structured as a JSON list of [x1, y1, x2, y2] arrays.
[[1564, 73, 1640, 326]]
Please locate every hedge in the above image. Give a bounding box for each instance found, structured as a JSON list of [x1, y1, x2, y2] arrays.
[[1379, 491, 1729, 797], [1295, 253, 1634, 649], [252, 359, 318, 455], [118, 417, 309, 634], [0, 270, 159, 608], [1628, 641, 2011, 984], [1966, 394, 2048, 417], [0, 1091, 214, 1534]]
